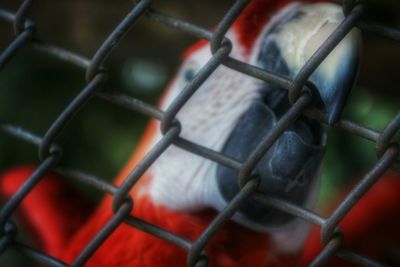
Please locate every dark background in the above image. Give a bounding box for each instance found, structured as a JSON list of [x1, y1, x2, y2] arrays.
[[0, 1, 399, 266]]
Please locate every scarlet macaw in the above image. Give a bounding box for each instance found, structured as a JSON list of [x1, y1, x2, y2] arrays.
[[0, 0, 366, 266]]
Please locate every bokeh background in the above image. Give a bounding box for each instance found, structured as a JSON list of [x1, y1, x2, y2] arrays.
[[0, 0, 399, 266]]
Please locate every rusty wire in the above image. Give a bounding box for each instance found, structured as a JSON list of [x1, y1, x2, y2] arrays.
[[0, 0, 400, 266]]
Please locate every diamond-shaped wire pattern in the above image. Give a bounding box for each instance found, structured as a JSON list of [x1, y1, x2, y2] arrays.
[[0, 0, 399, 266]]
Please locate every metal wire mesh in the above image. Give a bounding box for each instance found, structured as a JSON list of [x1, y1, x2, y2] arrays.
[[0, 0, 399, 266]]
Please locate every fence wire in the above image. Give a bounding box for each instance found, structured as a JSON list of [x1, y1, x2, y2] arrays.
[[0, 0, 400, 266]]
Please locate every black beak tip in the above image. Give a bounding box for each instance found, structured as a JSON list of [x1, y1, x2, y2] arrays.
[[326, 103, 344, 126], [327, 111, 339, 126]]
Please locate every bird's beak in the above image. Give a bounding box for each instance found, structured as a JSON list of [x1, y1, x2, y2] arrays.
[[266, 3, 362, 125], [306, 22, 361, 125], [212, 3, 361, 234]]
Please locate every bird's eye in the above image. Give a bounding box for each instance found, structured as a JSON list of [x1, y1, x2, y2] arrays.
[[183, 67, 197, 82]]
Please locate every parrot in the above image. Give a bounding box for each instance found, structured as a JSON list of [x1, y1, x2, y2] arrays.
[[0, 0, 366, 266]]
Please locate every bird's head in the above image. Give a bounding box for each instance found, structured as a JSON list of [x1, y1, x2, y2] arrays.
[[148, 0, 361, 246]]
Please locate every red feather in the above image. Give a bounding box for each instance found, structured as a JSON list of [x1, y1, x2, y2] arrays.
[[0, 166, 94, 257], [300, 172, 400, 266], [234, 0, 328, 53], [0, 168, 300, 266]]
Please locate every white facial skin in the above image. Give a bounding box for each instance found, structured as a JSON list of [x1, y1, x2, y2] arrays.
[[149, 32, 261, 211]]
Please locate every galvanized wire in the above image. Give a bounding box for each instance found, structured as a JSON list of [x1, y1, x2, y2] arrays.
[[0, 0, 399, 267]]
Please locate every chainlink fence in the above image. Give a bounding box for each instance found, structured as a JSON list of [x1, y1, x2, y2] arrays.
[[0, 0, 399, 266]]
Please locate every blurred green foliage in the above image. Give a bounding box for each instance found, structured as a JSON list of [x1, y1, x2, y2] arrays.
[[319, 90, 399, 206], [0, 51, 149, 201]]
